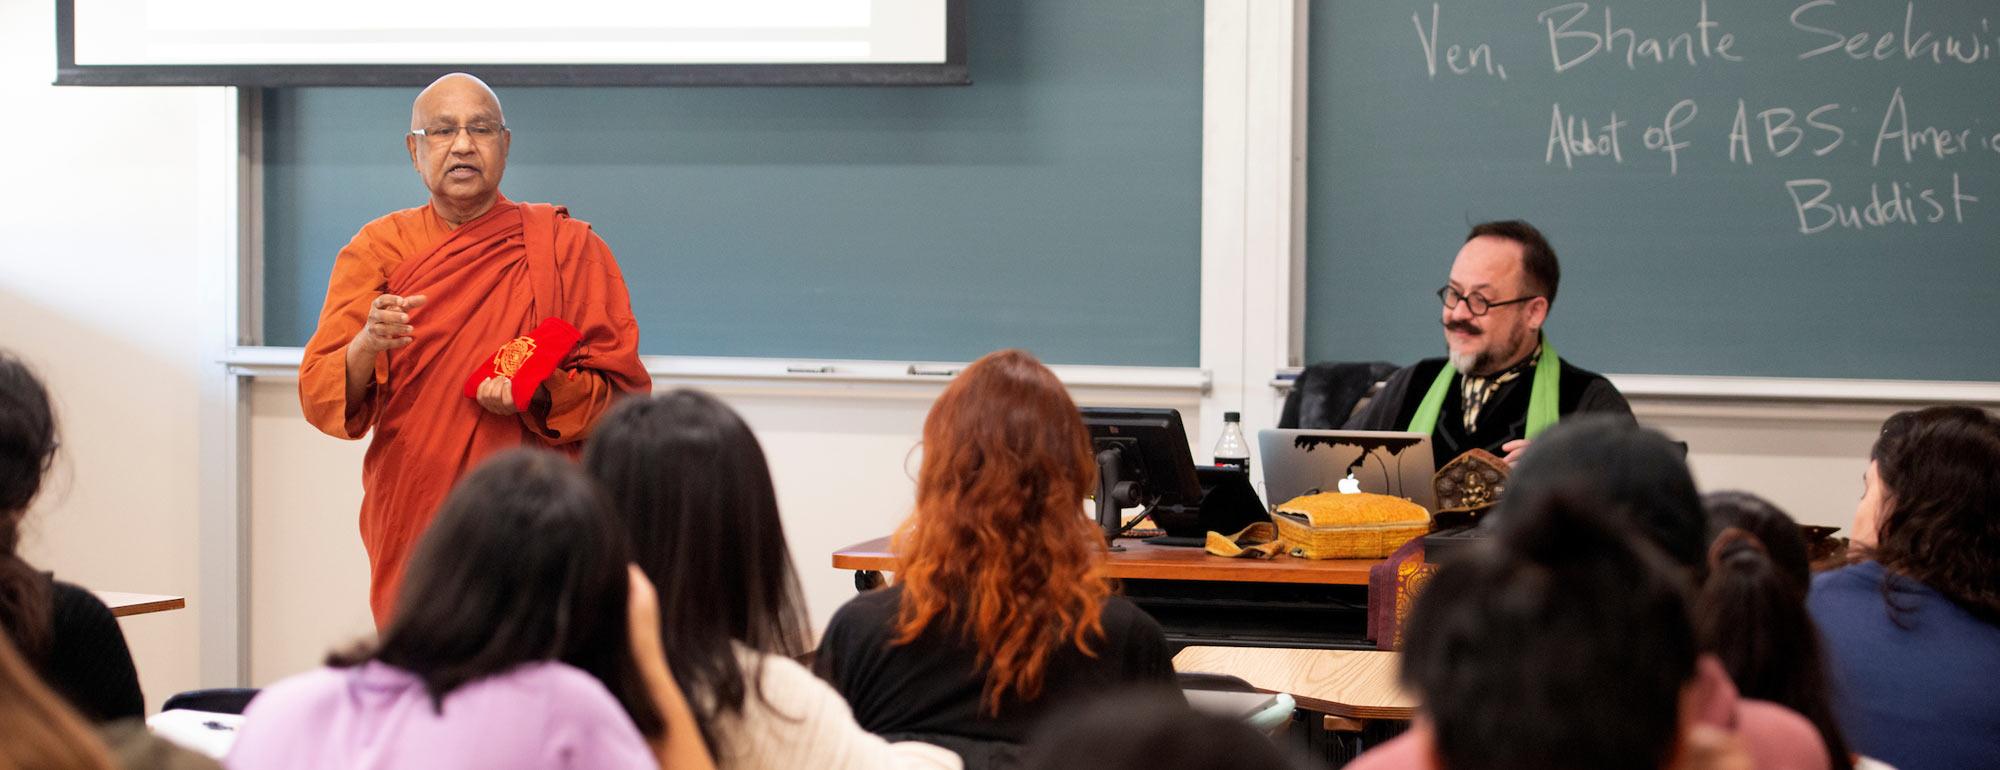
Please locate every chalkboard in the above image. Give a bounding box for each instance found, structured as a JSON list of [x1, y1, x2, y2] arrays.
[[262, 0, 1201, 366], [1305, 0, 2000, 381]]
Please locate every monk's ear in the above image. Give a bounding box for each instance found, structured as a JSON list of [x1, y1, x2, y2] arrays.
[[405, 133, 419, 169]]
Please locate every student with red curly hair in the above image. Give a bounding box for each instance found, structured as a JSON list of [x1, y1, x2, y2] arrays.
[[814, 349, 1176, 770]]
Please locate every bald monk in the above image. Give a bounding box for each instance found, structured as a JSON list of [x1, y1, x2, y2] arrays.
[[299, 73, 651, 626]]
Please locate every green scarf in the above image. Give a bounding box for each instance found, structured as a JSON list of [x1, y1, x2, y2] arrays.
[[1408, 332, 1561, 440]]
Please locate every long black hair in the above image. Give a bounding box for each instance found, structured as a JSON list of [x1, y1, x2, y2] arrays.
[[329, 449, 663, 737], [0, 352, 57, 662], [1403, 483, 1697, 770], [1867, 406, 2000, 624], [583, 390, 812, 754], [1697, 492, 1852, 770]]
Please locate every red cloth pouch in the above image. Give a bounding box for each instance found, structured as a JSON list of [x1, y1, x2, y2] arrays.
[[462, 317, 582, 411]]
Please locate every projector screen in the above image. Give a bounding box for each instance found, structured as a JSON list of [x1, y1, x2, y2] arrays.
[[55, 0, 965, 86]]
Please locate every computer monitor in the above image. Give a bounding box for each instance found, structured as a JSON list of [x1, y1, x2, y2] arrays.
[[1079, 407, 1205, 548]]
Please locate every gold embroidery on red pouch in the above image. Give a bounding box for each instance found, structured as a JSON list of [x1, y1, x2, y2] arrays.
[[493, 336, 537, 378]]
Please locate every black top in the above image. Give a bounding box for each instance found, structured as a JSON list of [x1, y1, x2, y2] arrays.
[[1346, 356, 1633, 462], [40, 577, 145, 722], [814, 586, 1176, 769]]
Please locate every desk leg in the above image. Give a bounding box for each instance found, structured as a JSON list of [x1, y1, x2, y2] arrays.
[[854, 570, 885, 593]]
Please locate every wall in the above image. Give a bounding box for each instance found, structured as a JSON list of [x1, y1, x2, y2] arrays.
[[0, 0, 207, 713]]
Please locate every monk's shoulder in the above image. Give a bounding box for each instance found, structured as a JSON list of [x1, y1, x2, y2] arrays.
[[544, 206, 619, 260], [341, 206, 436, 258]]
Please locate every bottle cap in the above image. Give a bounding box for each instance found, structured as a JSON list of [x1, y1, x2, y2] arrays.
[[1224, 411, 1241, 422]]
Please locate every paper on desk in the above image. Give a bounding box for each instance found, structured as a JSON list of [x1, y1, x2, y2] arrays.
[[147, 709, 242, 759]]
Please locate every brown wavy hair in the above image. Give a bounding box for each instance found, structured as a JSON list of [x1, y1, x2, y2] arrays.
[[892, 349, 1109, 714], [1869, 406, 2000, 624]]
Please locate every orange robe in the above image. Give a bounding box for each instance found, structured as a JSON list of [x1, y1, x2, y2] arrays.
[[298, 196, 651, 626]]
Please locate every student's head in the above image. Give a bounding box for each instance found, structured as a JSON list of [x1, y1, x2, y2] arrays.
[[895, 348, 1108, 714], [583, 389, 811, 750], [0, 633, 114, 770], [1696, 492, 1852, 770], [1704, 491, 1811, 593], [1859, 406, 2000, 622], [332, 449, 662, 736], [0, 351, 57, 660], [1020, 688, 1310, 770], [0, 351, 56, 519], [1402, 485, 1697, 770], [1442, 220, 1557, 376], [1493, 415, 1706, 575]]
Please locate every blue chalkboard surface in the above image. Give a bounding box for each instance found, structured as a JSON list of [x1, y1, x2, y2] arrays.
[[262, 0, 1201, 367], [1305, 0, 2000, 381]]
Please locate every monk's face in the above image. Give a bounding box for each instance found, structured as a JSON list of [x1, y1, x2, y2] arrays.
[[407, 77, 509, 214]]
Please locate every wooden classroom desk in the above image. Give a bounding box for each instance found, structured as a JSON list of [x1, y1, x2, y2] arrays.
[[94, 592, 186, 618], [833, 537, 1386, 649], [1173, 645, 1414, 723], [832, 536, 1379, 585]]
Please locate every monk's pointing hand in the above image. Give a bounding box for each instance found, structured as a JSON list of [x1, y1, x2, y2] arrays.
[[351, 293, 429, 356]]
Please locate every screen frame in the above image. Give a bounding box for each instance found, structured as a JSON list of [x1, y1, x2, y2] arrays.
[[52, 0, 969, 87]]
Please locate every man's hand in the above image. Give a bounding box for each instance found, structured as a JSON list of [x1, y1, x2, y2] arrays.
[[344, 293, 428, 407], [349, 293, 428, 356], [474, 376, 520, 415], [1500, 438, 1530, 466]]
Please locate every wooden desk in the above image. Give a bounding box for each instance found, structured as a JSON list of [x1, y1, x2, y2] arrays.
[[1173, 645, 1413, 722], [94, 592, 186, 618], [834, 537, 1384, 649], [833, 536, 1379, 585]]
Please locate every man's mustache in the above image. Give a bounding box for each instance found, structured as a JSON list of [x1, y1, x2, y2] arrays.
[[1444, 320, 1482, 336]]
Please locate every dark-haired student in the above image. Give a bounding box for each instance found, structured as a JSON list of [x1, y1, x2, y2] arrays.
[[1441, 417, 1832, 770], [1698, 492, 1854, 770], [814, 350, 1177, 770], [1809, 406, 2000, 770], [227, 450, 714, 770], [1347, 485, 1828, 770], [0, 351, 144, 723], [1019, 688, 1311, 770], [585, 389, 960, 770]]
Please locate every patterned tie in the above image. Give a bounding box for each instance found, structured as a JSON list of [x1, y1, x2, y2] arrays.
[[1460, 356, 1535, 433]]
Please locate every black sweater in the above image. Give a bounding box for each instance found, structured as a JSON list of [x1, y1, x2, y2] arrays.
[[37, 577, 146, 722], [1346, 356, 1633, 462], [815, 586, 1176, 770]]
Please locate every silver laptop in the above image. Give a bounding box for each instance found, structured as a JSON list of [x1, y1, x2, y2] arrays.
[[1257, 429, 1437, 512]]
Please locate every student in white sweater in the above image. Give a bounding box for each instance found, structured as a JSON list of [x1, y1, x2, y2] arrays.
[[584, 389, 959, 770]]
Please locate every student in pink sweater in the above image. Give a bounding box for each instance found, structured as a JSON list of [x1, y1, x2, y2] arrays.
[[229, 449, 713, 770]]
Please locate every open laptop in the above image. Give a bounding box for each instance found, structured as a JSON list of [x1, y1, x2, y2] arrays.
[[1257, 429, 1437, 512]]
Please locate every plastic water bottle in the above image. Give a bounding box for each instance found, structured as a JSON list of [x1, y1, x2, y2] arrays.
[[1214, 411, 1250, 471]]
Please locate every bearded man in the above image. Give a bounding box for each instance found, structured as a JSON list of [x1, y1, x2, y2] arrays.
[[1345, 220, 1631, 466]]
